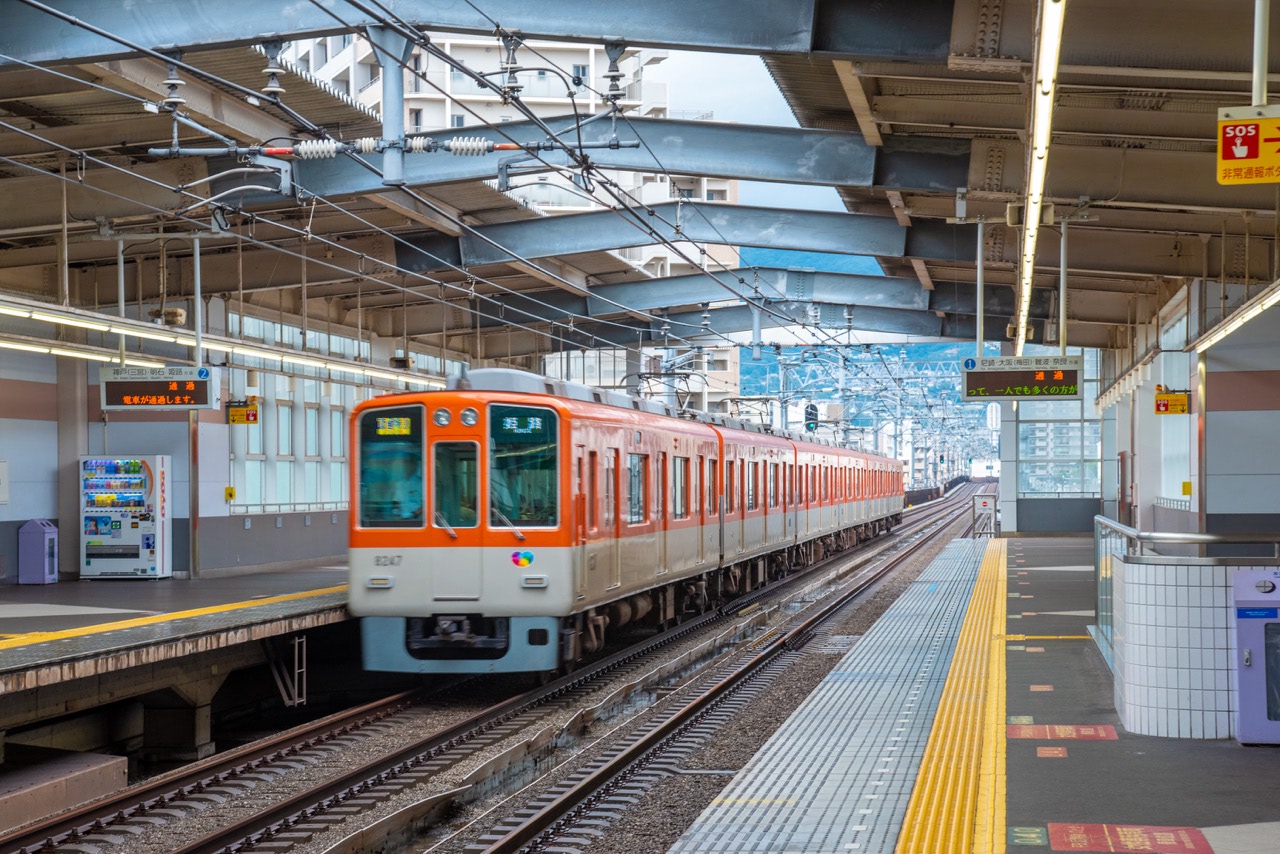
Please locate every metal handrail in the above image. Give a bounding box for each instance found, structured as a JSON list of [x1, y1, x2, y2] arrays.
[[1095, 515, 1280, 557]]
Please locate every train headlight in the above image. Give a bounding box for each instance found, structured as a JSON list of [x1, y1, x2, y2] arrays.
[[460, 407, 479, 426], [432, 408, 452, 427]]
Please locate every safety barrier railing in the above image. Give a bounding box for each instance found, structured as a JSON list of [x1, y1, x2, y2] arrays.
[[1092, 515, 1280, 666]]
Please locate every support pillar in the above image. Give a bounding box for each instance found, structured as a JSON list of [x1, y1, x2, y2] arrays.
[[139, 675, 227, 768], [56, 356, 88, 581]]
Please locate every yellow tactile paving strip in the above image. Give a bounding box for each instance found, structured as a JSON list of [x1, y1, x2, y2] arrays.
[[895, 537, 1007, 854], [0, 585, 348, 652]]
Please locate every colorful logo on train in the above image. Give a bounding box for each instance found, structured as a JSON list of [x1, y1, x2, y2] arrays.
[[511, 550, 534, 567]]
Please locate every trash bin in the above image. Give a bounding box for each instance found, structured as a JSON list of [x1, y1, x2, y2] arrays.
[[18, 519, 58, 584]]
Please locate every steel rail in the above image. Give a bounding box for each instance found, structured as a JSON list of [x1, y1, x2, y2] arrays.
[[484, 494, 980, 852]]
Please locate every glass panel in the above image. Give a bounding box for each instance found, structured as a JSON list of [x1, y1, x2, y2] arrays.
[[357, 404, 424, 527], [488, 403, 559, 527], [277, 404, 293, 456], [303, 460, 318, 501], [746, 461, 758, 510], [305, 407, 319, 457], [1266, 622, 1280, 720], [707, 459, 717, 512], [434, 441, 478, 528], [243, 459, 263, 504], [627, 453, 647, 523], [1019, 398, 1082, 419], [330, 409, 345, 457], [673, 456, 689, 519], [604, 450, 617, 527], [247, 417, 263, 455], [275, 460, 293, 503], [329, 461, 345, 501]]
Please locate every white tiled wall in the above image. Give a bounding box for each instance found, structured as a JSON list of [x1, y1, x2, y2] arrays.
[[1111, 559, 1272, 739]]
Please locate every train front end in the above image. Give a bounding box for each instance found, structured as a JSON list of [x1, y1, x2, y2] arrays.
[[349, 391, 573, 674]]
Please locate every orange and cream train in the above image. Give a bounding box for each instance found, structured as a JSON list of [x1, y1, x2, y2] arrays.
[[349, 369, 904, 674]]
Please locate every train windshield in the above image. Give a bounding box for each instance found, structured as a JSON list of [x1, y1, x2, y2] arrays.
[[488, 403, 558, 527], [433, 441, 478, 528], [357, 405, 425, 528]]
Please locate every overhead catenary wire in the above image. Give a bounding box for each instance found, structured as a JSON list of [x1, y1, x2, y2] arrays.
[[12, 0, 887, 382]]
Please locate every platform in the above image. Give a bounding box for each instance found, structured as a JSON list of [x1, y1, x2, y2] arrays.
[[673, 538, 1280, 854], [0, 565, 349, 694]]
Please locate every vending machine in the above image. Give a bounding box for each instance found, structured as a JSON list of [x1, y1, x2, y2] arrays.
[[79, 455, 172, 579]]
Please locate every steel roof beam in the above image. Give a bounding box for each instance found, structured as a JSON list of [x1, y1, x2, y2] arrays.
[[397, 202, 906, 270], [2, 0, 819, 67], [300, 117, 887, 194]]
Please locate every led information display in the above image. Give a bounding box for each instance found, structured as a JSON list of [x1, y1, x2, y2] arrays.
[[101, 367, 221, 411], [961, 356, 1083, 401]]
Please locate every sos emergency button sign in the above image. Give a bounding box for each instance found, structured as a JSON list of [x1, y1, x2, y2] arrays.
[[1217, 105, 1280, 185]]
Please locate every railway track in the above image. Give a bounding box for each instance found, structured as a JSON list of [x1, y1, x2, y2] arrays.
[[450, 489, 982, 853], [2, 486, 983, 854]]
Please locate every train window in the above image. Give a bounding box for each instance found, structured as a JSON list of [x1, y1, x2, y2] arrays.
[[488, 404, 558, 527], [768, 463, 778, 508], [604, 450, 618, 528], [588, 451, 599, 531], [707, 458, 718, 513], [673, 456, 690, 519], [747, 462, 758, 511], [357, 404, 425, 528], [626, 453, 648, 523], [725, 461, 736, 512], [433, 441, 478, 528], [692, 455, 701, 516], [657, 453, 667, 520]]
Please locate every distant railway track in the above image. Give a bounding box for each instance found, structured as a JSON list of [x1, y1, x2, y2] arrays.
[[2, 486, 982, 854]]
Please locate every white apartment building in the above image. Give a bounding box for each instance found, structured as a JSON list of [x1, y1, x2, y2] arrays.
[[283, 33, 741, 403]]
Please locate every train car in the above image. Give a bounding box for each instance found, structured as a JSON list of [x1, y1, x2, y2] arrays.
[[349, 369, 903, 675]]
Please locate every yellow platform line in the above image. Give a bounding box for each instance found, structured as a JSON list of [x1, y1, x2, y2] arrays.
[[0, 585, 348, 651], [895, 538, 1007, 854]]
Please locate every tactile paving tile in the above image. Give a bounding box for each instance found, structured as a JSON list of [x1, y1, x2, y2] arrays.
[[671, 539, 986, 853], [0, 590, 346, 672]]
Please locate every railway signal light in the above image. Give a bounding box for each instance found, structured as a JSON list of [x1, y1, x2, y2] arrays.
[[804, 403, 819, 432]]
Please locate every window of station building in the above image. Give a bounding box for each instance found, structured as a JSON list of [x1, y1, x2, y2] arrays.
[[305, 406, 320, 457], [1013, 345, 1102, 499], [489, 404, 559, 528], [275, 460, 294, 504], [451, 114, 465, 128], [303, 460, 319, 503], [243, 460, 263, 505], [330, 409, 345, 457], [626, 452, 648, 524], [277, 403, 293, 457]]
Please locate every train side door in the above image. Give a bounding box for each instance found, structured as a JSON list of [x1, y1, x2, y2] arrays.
[[657, 451, 669, 574], [605, 447, 622, 589], [574, 444, 588, 601], [431, 440, 481, 601]]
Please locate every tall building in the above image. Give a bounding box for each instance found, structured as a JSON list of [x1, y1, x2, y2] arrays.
[[283, 32, 742, 400]]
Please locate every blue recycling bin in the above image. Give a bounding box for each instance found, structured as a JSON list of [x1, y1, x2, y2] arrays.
[[18, 519, 58, 584]]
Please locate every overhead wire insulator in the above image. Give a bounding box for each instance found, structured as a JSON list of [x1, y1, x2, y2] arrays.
[[294, 139, 340, 159], [354, 137, 378, 154], [445, 137, 491, 156]]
